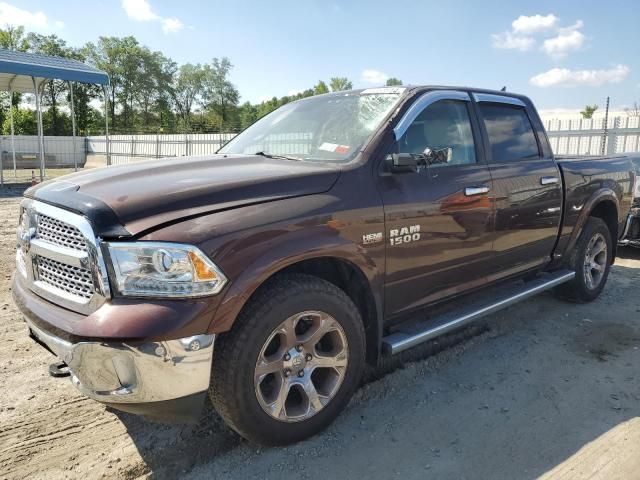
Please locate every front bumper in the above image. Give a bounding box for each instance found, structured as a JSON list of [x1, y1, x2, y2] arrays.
[[15, 275, 215, 422]]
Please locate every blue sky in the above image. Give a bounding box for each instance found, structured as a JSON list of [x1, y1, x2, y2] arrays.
[[5, 0, 639, 111]]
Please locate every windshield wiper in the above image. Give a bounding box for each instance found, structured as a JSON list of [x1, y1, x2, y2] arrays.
[[254, 151, 303, 162]]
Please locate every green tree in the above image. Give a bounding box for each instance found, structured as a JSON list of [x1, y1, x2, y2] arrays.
[[256, 97, 280, 119], [330, 77, 353, 92], [66, 47, 102, 135], [385, 77, 403, 86], [169, 63, 205, 129], [135, 50, 176, 128], [202, 57, 240, 131], [0, 25, 29, 51], [84, 36, 126, 129], [0, 26, 30, 127], [1, 107, 36, 135], [27, 33, 75, 135], [580, 105, 598, 119], [84, 36, 151, 130], [239, 101, 258, 129], [313, 80, 329, 95]]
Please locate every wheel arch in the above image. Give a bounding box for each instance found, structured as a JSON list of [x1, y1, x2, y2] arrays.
[[210, 251, 384, 366], [565, 189, 620, 263]]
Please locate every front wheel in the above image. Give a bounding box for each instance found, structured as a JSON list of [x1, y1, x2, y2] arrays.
[[209, 273, 365, 445], [555, 216, 613, 302]]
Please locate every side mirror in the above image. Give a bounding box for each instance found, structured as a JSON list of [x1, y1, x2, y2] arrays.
[[386, 153, 417, 172]]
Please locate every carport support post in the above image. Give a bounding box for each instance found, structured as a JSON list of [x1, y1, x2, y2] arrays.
[[32, 76, 45, 182], [9, 87, 16, 178], [68, 81, 78, 171], [103, 85, 110, 166]]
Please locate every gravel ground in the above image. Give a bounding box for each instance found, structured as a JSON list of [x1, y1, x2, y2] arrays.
[[0, 190, 639, 480]]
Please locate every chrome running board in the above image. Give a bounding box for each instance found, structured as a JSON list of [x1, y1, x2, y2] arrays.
[[382, 270, 575, 355]]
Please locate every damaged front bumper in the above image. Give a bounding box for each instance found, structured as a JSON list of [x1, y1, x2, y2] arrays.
[[13, 271, 215, 423], [26, 316, 214, 422]]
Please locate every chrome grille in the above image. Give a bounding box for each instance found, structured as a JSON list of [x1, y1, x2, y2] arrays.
[[37, 214, 88, 252], [36, 256, 94, 300], [18, 199, 110, 314]]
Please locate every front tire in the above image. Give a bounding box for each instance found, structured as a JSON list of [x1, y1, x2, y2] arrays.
[[210, 273, 365, 445], [555, 216, 613, 302]]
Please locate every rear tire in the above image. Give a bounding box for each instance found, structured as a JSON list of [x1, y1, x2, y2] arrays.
[[555, 216, 612, 303], [209, 273, 365, 446]]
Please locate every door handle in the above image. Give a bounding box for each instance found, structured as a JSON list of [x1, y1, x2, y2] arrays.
[[540, 176, 559, 185], [464, 186, 490, 196]]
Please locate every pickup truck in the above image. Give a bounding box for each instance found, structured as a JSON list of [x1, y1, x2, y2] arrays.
[[620, 157, 640, 246], [13, 86, 637, 446]]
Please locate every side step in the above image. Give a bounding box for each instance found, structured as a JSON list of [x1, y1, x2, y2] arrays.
[[382, 270, 575, 355]]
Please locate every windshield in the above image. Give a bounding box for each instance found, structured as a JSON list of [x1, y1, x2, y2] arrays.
[[219, 88, 405, 163]]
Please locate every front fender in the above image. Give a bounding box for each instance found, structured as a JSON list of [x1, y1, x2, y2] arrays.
[[210, 227, 383, 333], [141, 193, 386, 336]]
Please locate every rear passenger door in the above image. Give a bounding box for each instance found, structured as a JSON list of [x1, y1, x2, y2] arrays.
[[474, 94, 562, 278]]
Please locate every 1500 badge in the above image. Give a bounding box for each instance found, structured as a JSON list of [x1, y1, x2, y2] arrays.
[[389, 225, 421, 246]]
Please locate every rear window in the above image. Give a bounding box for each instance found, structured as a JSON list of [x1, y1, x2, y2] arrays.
[[479, 104, 540, 162]]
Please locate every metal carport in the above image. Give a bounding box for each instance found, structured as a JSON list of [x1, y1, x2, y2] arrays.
[[0, 48, 110, 186]]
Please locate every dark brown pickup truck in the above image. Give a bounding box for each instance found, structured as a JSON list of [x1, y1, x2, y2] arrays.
[[13, 86, 638, 445]]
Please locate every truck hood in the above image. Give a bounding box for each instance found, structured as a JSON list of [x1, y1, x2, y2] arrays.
[[27, 154, 340, 237]]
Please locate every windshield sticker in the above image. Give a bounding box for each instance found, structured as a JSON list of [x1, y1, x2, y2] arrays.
[[319, 143, 351, 154], [319, 142, 338, 152], [361, 87, 406, 95]]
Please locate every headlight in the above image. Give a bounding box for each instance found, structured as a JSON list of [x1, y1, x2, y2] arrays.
[[106, 242, 227, 298]]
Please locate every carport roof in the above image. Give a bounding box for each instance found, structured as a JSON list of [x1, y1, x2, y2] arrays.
[[0, 48, 109, 93]]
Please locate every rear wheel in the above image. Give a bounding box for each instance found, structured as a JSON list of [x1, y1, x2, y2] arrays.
[[209, 273, 365, 445], [555, 216, 612, 302]]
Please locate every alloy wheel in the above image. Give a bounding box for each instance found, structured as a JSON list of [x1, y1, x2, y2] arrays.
[[583, 232, 607, 290], [254, 310, 348, 422]]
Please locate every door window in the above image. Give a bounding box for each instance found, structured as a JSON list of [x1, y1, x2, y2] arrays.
[[398, 100, 476, 167], [479, 104, 540, 162]]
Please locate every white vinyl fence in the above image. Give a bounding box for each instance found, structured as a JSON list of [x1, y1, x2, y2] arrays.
[[86, 133, 236, 165], [0, 135, 85, 168], [2, 116, 640, 180], [544, 116, 640, 156], [85, 117, 640, 165]]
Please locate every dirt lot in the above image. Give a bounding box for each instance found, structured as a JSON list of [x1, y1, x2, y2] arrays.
[[0, 190, 639, 480]]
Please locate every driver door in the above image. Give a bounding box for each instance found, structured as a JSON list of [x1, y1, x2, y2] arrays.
[[378, 91, 495, 318]]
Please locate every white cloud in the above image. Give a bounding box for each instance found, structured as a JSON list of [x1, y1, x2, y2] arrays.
[[121, 0, 158, 21], [121, 0, 184, 34], [361, 69, 389, 85], [512, 14, 558, 34], [542, 21, 585, 59], [0, 2, 64, 31], [491, 31, 535, 51], [530, 65, 630, 87], [162, 17, 183, 34], [492, 13, 586, 59]]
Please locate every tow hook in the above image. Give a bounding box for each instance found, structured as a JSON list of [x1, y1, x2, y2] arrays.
[[49, 361, 70, 378]]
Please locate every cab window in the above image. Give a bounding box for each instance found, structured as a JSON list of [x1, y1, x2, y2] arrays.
[[479, 103, 540, 162], [398, 100, 477, 167]]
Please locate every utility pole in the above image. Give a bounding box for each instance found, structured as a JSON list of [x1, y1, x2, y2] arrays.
[[601, 96, 610, 156]]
